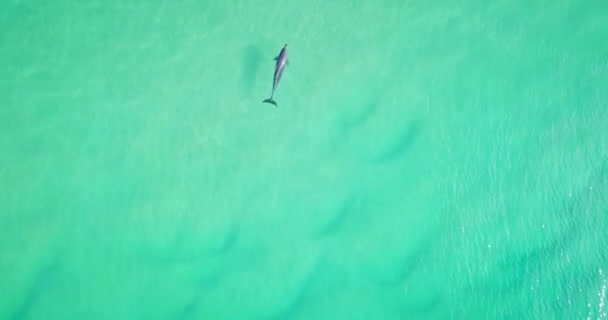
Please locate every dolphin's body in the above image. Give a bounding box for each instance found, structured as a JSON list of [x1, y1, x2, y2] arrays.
[[263, 44, 288, 107]]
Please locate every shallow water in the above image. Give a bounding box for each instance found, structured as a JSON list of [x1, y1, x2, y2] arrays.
[[2, 1, 608, 319]]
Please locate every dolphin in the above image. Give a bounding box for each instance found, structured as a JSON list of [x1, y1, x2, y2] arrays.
[[263, 44, 289, 107]]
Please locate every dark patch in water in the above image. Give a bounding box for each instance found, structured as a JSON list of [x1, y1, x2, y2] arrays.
[[373, 121, 420, 163], [314, 194, 362, 237], [11, 261, 58, 320], [241, 45, 263, 96], [339, 97, 380, 131], [215, 224, 239, 254], [491, 157, 608, 296], [261, 259, 322, 320]]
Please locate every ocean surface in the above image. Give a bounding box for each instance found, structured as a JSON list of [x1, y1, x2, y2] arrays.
[[2, 1, 608, 319]]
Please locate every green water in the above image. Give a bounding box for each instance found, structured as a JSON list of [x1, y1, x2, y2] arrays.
[[2, 1, 608, 319]]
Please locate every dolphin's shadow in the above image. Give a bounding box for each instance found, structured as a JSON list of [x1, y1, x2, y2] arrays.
[[241, 44, 263, 96]]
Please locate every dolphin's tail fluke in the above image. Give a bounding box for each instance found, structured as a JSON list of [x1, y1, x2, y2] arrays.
[[263, 98, 277, 107]]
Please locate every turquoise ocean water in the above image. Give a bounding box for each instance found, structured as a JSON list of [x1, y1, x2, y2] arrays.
[[2, 1, 608, 319]]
